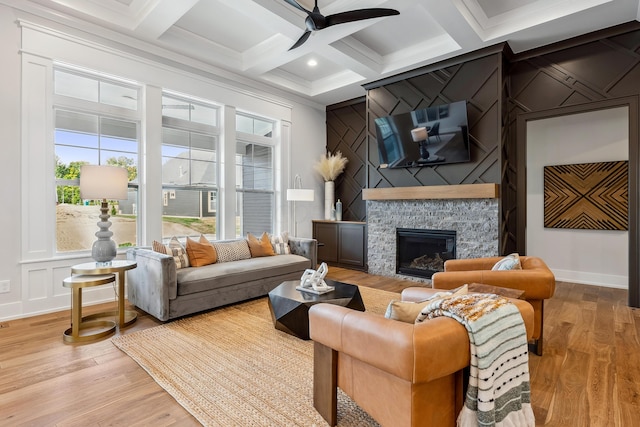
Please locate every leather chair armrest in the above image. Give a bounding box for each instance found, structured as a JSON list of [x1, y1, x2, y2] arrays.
[[401, 287, 441, 302], [443, 257, 503, 271], [432, 270, 555, 300], [309, 303, 471, 383], [401, 287, 535, 340]]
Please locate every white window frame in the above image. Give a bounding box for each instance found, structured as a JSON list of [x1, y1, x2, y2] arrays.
[[235, 123, 276, 237], [161, 92, 221, 240], [53, 66, 141, 254]]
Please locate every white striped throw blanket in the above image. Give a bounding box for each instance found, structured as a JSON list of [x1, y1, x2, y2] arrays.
[[417, 293, 535, 427]]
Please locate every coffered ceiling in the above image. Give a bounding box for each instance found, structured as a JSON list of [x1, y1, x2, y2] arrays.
[[7, 0, 640, 106]]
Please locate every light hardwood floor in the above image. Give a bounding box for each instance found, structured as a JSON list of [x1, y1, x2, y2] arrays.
[[1, 268, 638, 426]]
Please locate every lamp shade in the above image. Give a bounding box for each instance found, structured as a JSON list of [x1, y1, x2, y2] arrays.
[[80, 165, 129, 200], [411, 127, 428, 142], [287, 188, 315, 202]]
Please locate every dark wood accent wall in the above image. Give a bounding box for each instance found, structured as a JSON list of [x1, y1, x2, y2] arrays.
[[325, 23, 640, 306], [326, 98, 367, 221], [507, 23, 640, 307], [365, 46, 507, 191]]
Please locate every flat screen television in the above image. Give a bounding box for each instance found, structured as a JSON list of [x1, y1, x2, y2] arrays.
[[374, 100, 470, 168]]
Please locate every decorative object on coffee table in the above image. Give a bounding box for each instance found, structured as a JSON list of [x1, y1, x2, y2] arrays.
[[298, 262, 333, 294], [268, 279, 364, 340], [314, 151, 347, 220]]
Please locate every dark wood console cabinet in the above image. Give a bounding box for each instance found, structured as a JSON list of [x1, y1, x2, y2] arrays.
[[312, 220, 367, 271]]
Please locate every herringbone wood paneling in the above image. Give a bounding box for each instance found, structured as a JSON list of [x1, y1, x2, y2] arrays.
[[325, 25, 640, 305], [509, 25, 640, 307], [508, 29, 640, 251], [366, 53, 503, 193], [326, 100, 367, 221], [544, 161, 628, 230]]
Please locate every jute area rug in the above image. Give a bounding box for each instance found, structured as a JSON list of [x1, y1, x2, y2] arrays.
[[112, 286, 400, 426]]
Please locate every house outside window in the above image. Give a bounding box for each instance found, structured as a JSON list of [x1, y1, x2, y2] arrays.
[[161, 93, 219, 239], [235, 113, 275, 237], [53, 67, 140, 253]]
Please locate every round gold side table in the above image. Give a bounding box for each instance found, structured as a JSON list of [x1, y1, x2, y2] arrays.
[[62, 274, 117, 343], [71, 260, 138, 328]]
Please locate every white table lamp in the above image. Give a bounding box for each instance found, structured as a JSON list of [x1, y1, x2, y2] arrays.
[[80, 165, 129, 264]]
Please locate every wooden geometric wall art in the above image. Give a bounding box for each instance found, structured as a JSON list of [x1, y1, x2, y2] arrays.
[[544, 161, 628, 230]]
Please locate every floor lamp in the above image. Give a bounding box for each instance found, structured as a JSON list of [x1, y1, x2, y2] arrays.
[[286, 174, 314, 237], [80, 165, 129, 264]]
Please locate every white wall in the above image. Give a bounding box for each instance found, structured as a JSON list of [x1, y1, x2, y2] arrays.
[[526, 106, 629, 288], [0, 4, 326, 321], [0, 6, 23, 319]]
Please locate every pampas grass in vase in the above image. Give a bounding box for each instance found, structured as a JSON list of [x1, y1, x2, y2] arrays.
[[314, 151, 348, 219]]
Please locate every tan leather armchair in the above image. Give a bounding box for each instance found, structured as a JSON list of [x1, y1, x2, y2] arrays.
[[309, 288, 534, 427], [431, 256, 555, 355]]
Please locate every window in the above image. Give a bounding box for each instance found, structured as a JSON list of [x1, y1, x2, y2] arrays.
[[236, 113, 273, 137], [161, 94, 219, 239], [54, 68, 140, 253], [235, 112, 275, 237]]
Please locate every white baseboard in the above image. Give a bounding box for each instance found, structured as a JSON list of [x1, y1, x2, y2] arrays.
[[551, 268, 627, 289]]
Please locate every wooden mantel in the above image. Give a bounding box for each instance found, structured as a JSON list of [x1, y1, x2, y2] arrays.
[[362, 183, 499, 201]]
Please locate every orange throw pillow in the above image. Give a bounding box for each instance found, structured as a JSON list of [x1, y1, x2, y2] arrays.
[[247, 232, 276, 257], [185, 236, 217, 267]]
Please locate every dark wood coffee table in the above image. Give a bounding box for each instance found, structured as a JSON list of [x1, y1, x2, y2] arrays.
[[268, 279, 365, 340]]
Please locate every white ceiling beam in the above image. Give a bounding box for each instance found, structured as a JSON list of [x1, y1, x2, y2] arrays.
[[323, 38, 383, 76], [242, 15, 388, 75], [160, 25, 242, 69], [420, 0, 483, 50], [134, 0, 199, 39], [220, 0, 304, 39]]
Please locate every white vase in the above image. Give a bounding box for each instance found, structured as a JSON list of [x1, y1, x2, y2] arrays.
[[324, 181, 335, 220]]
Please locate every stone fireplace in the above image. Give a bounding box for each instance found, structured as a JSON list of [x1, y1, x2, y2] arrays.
[[364, 184, 499, 283]]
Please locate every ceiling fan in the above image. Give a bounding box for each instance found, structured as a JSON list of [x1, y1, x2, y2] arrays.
[[284, 0, 400, 50]]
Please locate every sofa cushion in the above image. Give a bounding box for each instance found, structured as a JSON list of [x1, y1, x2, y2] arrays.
[[386, 285, 468, 323], [212, 240, 251, 263], [176, 254, 310, 296], [152, 237, 190, 269], [384, 299, 431, 323], [247, 232, 276, 257], [185, 236, 217, 267], [270, 232, 291, 255], [491, 253, 522, 271]]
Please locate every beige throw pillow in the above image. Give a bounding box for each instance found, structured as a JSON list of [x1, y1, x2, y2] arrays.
[[385, 299, 432, 323], [270, 232, 291, 255], [152, 236, 190, 269], [491, 253, 522, 271], [385, 284, 469, 323]]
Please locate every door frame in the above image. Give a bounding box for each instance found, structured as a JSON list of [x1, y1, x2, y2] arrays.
[[516, 96, 639, 307]]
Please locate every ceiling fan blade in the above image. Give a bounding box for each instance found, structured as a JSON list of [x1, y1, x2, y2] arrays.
[[283, 0, 311, 15], [326, 8, 399, 27], [289, 30, 312, 50]]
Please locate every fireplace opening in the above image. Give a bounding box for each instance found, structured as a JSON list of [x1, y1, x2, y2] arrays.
[[396, 228, 456, 279]]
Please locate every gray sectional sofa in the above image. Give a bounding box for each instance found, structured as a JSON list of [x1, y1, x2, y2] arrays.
[[126, 237, 317, 321]]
